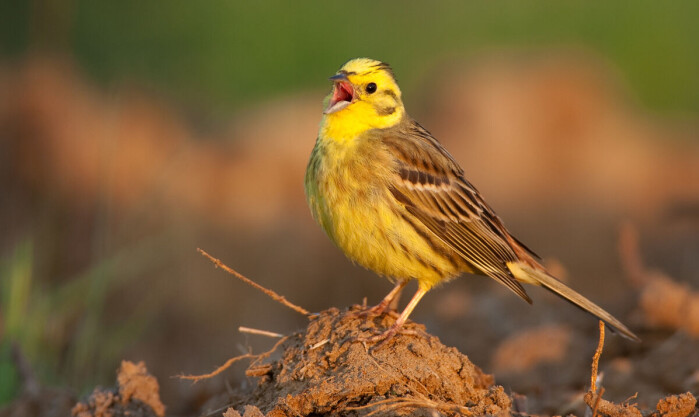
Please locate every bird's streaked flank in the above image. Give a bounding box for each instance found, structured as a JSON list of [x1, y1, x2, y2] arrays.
[[305, 58, 639, 343]]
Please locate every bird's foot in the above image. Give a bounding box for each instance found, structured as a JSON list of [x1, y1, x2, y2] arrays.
[[357, 323, 421, 350], [349, 300, 398, 319]]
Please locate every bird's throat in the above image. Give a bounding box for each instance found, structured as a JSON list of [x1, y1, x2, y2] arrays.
[[320, 105, 404, 145]]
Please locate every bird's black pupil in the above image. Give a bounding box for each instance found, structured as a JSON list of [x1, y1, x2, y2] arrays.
[[366, 83, 377, 94]]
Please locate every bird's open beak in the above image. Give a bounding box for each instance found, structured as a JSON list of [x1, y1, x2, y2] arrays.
[[325, 73, 354, 114]]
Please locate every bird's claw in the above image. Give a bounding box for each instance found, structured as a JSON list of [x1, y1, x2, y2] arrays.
[[357, 324, 421, 350]]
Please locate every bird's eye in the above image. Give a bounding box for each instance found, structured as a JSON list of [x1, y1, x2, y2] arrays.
[[365, 83, 377, 94]]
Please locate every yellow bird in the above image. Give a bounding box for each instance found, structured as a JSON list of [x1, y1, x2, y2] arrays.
[[305, 58, 639, 342]]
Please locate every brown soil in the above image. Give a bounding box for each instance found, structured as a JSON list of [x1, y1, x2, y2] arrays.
[[6, 304, 697, 417], [583, 391, 697, 417], [71, 361, 165, 417], [654, 393, 697, 417], [206, 306, 510, 417], [199, 306, 698, 417]]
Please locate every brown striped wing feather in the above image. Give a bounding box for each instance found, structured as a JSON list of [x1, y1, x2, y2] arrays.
[[383, 120, 533, 303]]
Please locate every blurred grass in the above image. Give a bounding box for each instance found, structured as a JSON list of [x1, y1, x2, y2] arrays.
[[1, 1, 697, 116], [0, 241, 32, 403], [0, 235, 168, 404]]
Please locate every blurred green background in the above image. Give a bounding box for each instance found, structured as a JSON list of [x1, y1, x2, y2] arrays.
[[2, 1, 698, 113], [1, 1, 698, 415]]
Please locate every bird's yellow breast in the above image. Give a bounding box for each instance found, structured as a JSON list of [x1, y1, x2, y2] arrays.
[[305, 133, 459, 289]]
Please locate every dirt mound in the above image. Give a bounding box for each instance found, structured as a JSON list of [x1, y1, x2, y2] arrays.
[[72, 361, 165, 417], [211, 307, 510, 417], [654, 393, 697, 417]]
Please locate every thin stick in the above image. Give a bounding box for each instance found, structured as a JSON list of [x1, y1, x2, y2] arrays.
[[591, 387, 605, 417], [590, 320, 605, 393], [198, 248, 310, 316], [238, 326, 284, 338], [179, 354, 255, 383], [179, 336, 287, 383]]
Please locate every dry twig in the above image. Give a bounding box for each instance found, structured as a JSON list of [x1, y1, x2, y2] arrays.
[[590, 320, 605, 393], [179, 336, 287, 383], [585, 322, 643, 417], [584, 391, 642, 417], [179, 354, 255, 383], [238, 326, 284, 338], [198, 248, 310, 316], [591, 387, 605, 417]]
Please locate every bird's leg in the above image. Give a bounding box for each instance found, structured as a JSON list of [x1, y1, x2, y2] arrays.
[[362, 280, 408, 317], [360, 287, 428, 346]]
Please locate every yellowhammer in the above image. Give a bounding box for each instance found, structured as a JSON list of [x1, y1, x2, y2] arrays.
[[305, 58, 639, 342]]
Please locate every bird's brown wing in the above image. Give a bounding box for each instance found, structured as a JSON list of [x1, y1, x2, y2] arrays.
[[383, 120, 532, 303]]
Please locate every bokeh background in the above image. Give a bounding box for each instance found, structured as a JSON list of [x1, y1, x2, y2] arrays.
[[1, 1, 698, 416]]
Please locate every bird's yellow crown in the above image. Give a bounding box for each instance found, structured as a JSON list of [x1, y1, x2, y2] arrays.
[[320, 58, 405, 143]]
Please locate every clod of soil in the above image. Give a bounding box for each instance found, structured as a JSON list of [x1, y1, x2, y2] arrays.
[[213, 306, 511, 417], [72, 361, 165, 417], [653, 393, 697, 417], [584, 391, 698, 417]]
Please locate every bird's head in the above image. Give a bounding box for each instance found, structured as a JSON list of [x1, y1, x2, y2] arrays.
[[322, 58, 405, 139]]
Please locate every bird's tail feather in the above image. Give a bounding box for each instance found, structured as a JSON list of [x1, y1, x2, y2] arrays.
[[507, 262, 640, 342]]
